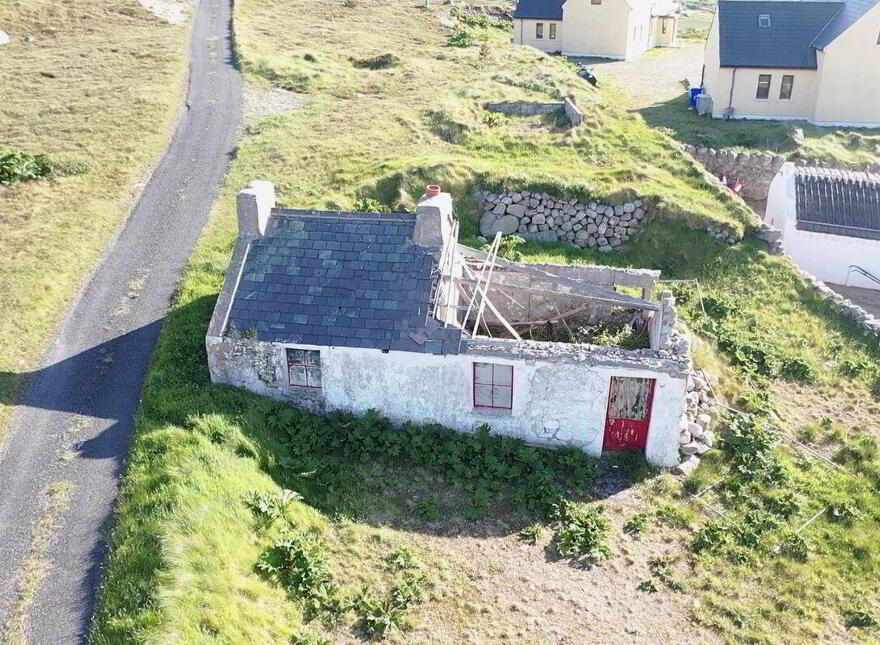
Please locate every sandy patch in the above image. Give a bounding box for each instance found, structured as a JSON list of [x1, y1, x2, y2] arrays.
[[137, 0, 190, 26]]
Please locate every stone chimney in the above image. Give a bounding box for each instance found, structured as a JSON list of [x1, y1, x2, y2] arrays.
[[414, 185, 454, 249], [236, 180, 276, 237]]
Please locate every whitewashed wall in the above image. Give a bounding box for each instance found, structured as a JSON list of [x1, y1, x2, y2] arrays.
[[767, 165, 880, 290], [207, 337, 688, 467]]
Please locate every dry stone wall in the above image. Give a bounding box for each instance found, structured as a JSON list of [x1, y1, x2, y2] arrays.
[[684, 144, 880, 202], [674, 369, 717, 475], [475, 189, 648, 252]]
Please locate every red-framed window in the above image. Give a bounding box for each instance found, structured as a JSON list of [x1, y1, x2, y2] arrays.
[[286, 349, 322, 388], [473, 362, 513, 410]]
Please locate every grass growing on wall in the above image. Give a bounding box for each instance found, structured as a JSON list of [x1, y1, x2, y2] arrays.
[[90, 0, 880, 642], [0, 0, 189, 440]]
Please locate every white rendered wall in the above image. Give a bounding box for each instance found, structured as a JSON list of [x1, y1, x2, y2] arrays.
[[207, 337, 687, 467], [513, 19, 564, 52], [766, 164, 880, 290]]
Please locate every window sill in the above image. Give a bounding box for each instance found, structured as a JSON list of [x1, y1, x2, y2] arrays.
[[473, 406, 514, 418]]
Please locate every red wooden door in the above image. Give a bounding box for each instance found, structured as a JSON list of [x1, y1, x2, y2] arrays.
[[602, 377, 656, 452]]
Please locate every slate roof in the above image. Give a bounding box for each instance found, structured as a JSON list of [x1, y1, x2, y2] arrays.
[[226, 209, 462, 354], [813, 0, 878, 48], [513, 0, 564, 20], [794, 167, 880, 240], [717, 0, 844, 69]]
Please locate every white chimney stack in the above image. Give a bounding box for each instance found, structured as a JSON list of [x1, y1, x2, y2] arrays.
[[414, 185, 454, 249], [236, 180, 276, 237]]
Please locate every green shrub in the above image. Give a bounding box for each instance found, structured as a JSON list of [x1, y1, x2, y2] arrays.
[[0, 150, 53, 185], [517, 523, 546, 544], [623, 512, 649, 536], [776, 532, 810, 562], [356, 574, 425, 639], [553, 501, 610, 562], [258, 530, 334, 600], [447, 28, 474, 47], [415, 499, 440, 521], [692, 519, 729, 553], [779, 356, 815, 383], [244, 488, 302, 526], [353, 196, 391, 213], [267, 408, 598, 521], [352, 53, 400, 70], [654, 504, 692, 529], [384, 546, 419, 572]]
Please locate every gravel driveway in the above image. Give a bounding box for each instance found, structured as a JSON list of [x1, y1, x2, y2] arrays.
[[570, 42, 705, 109]]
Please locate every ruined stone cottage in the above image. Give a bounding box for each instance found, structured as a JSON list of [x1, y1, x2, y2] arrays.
[[206, 181, 693, 467]]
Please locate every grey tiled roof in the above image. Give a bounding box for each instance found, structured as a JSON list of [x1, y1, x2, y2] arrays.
[[813, 0, 878, 48], [795, 167, 880, 240], [513, 0, 563, 20], [717, 1, 843, 69], [226, 209, 462, 353]]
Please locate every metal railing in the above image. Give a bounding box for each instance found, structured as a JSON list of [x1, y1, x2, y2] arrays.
[[845, 264, 880, 289]]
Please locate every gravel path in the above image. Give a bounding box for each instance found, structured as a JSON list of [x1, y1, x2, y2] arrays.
[[0, 0, 241, 641]]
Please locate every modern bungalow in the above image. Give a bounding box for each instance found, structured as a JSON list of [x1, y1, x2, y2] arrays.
[[766, 164, 880, 290], [512, 0, 679, 60], [206, 181, 695, 468], [701, 0, 880, 126]]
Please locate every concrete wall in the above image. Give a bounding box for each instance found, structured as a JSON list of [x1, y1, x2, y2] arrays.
[[766, 164, 880, 290], [206, 336, 688, 468], [561, 0, 632, 59], [813, 4, 880, 126], [513, 18, 564, 52]]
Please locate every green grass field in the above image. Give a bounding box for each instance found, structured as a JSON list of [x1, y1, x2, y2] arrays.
[[90, 1, 880, 643], [0, 0, 189, 439]]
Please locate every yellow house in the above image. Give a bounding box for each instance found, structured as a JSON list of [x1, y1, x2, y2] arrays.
[[512, 0, 679, 60], [702, 0, 880, 126]]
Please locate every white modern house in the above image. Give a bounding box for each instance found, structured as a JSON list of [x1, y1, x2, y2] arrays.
[[205, 181, 694, 467], [701, 0, 880, 125], [512, 0, 679, 60], [766, 164, 880, 290]]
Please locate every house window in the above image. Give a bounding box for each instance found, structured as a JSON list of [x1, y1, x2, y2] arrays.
[[536, 22, 543, 39], [780, 74, 794, 100], [549, 23, 557, 39], [662, 19, 667, 34], [473, 362, 513, 410], [756, 74, 772, 99], [758, 14, 771, 28], [287, 348, 322, 388]]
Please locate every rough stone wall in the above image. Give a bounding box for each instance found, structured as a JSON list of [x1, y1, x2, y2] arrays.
[[475, 189, 648, 252], [684, 145, 786, 201], [684, 144, 880, 202], [674, 369, 717, 475]]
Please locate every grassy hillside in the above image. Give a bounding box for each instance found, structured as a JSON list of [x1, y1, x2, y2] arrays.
[[90, 1, 880, 643], [0, 0, 189, 438]]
